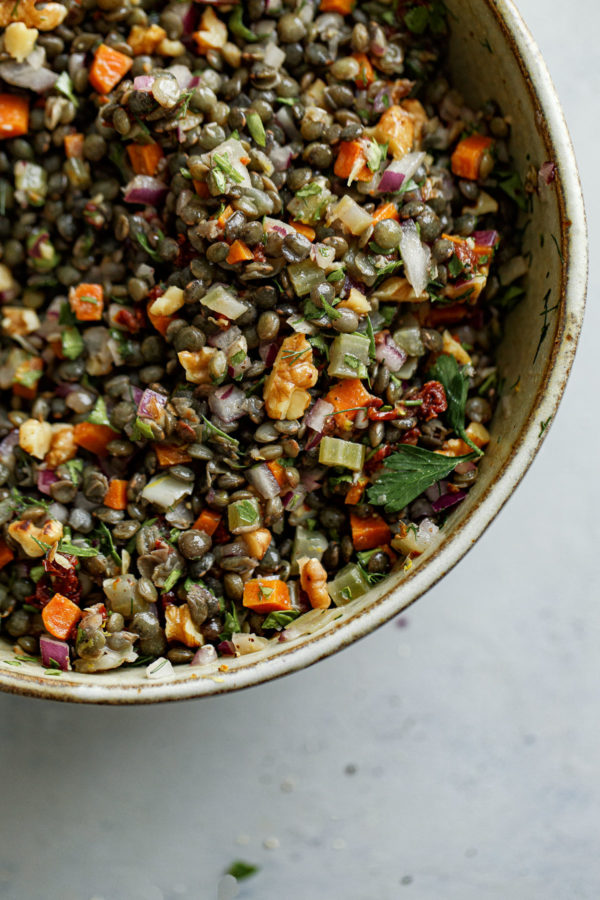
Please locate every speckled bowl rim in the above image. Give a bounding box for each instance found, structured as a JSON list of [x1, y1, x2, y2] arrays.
[[0, 0, 587, 703]]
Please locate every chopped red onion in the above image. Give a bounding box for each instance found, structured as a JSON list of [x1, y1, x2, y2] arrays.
[[169, 1, 196, 34], [40, 635, 71, 671], [539, 161, 557, 186], [208, 384, 246, 423], [191, 645, 218, 667], [431, 490, 467, 512], [377, 151, 426, 194], [208, 325, 242, 350], [375, 333, 407, 373], [133, 75, 155, 92], [259, 341, 279, 366], [217, 640, 236, 656], [263, 42, 286, 69], [455, 460, 477, 475], [269, 144, 293, 172], [377, 169, 405, 193], [28, 230, 51, 259], [425, 480, 447, 502], [283, 487, 307, 510], [246, 464, 281, 499], [131, 386, 144, 407], [300, 467, 324, 492], [472, 230, 499, 247], [167, 65, 194, 90], [304, 429, 323, 452], [400, 219, 431, 297], [123, 176, 168, 205], [138, 388, 168, 420], [305, 399, 334, 433], [263, 216, 294, 237], [38, 469, 59, 493]]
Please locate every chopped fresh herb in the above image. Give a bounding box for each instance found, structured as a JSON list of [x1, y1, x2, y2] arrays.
[[58, 541, 97, 558], [179, 167, 192, 180], [550, 232, 564, 264], [220, 602, 241, 641], [162, 566, 183, 593], [87, 396, 111, 427], [321, 294, 342, 320], [213, 153, 244, 184], [230, 350, 246, 366], [97, 521, 121, 566], [365, 316, 376, 360], [448, 255, 464, 278], [258, 584, 274, 599], [277, 97, 298, 106], [30, 566, 44, 583], [296, 183, 322, 199], [55, 71, 79, 107], [135, 231, 161, 261], [309, 334, 329, 358], [368, 444, 476, 513], [429, 354, 483, 456], [262, 610, 301, 630], [229, 6, 260, 42], [533, 288, 559, 364], [226, 861, 260, 881], [235, 499, 259, 525], [365, 139, 385, 172], [326, 268, 346, 283], [131, 417, 155, 441], [539, 416, 552, 437], [201, 415, 239, 447], [246, 111, 266, 148]]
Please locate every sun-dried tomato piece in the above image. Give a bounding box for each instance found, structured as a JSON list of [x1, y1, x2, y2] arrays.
[[414, 381, 448, 421], [399, 427, 420, 445]]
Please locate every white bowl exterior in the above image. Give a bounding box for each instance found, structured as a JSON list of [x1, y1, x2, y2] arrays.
[[0, 0, 587, 703]]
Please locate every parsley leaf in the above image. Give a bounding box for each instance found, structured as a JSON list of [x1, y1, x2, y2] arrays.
[[226, 861, 260, 881], [87, 396, 111, 427], [219, 602, 241, 641], [429, 354, 483, 456], [61, 327, 84, 360], [261, 609, 301, 630], [367, 445, 476, 513]]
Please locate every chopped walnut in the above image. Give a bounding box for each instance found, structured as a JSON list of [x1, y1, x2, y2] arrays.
[[157, 38, 185, 57], [298, 557, 331, 609], [338, 287, 371, 315], [2, 306, 40, 337], [4, 21, 38, 62], [263, 334, 318, 420], [442, 329, 472, 366], [373, 276, 428, 303], [127, 24, 167, 56], [8, 517, 63, 557], [164, 603, 204, 648], [19, 419, 52, 460], [178, 347, 218, 384], [149, 286, 184, 317], [193, 7, 227, 52], [0, 0, 67, 30], [45, 425, 77, 469]]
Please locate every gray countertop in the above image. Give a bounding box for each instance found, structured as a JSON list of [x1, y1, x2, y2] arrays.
[[1, 1, 598, 897]]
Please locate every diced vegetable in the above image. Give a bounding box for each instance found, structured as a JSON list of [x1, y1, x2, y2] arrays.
[[243, 527, 272, 560], [154, 444, 192, 466], [64, 133, 84, 159], [328, 333, 370, 379], [73, 422, 117, 457], [291, 526, 328, 572], [141, 474, 192, 508], [192, 509, 221, 536], [372, 202, 400, 224], [328, 195, 372, 235], [319, 436, 366, 471], [200, 283, 247, 320], [350, 513, 391, 550], [103, 479, 128, 510], [69, 283, 104, 322], [226, 240, 253, 265], [42, 592, 82, 640], [89, 44, 133, 94], [393, 316, 425, 356], [451, 135, 494, 180], [334, 141, 372, 183], [228, 497, 261, 533], [40, 635, 71, 671], [328, 563, 370, 606], [0, 94, 29, 140], [352, 53, 375, 87], [127, 142, 163, 176], [319, 0, 354, 13], [146, 297, 174, 336], [287, 260, 325, 297], [247, 464, 281, 499], [243, 578, 291, 614], [325, 378, 375, 428], [0, 539, 14, 570]]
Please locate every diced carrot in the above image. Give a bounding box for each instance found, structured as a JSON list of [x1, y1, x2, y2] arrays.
[[146, 298, 173, 336], [217, 204, 234, 228], [103, 479, 128, 510], [289, 221, 316, 242], [193, 180, 210, 198], [64, 132, 84, 159], [266, 460, 287, 489], [12, 357, 43, 399], [42, 593, 82, 641], [192, 509, 221, 536], [350, 513, 391, 551], [89, 44, 133, 95], [320, 0, 354, 13], [372, 202, 400, 224], [69, 283, 104, 322], [226, 239, 254, 265], [127, 142, 163, 176], [243, 579, 291, 615], [451, 135, 493, 180], [155, 443, 192, 467], [345, 477, 368, 506], [352, 52, 375, 87], [326, 379, 376, 429], [0, 540, 15, 570], [73, 422, 117, 457], [334, 141, 372, 182], [0, 94, 29, 140]]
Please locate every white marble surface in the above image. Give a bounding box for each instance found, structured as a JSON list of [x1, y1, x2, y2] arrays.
[[1, 2, 599, 898]]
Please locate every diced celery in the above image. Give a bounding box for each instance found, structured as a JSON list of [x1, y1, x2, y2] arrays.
[[14, 161, 47, 207], [228, 497, 261, 533], [287, 261, 325, 297], [319, 437, 365, 472], [328, 333, 370, 379], [142, 475, 192, 508], [393, 315, 425, 356], [329, 563, 370, 606], [201, 284, 248, 320], [291, 526, 329, 573]]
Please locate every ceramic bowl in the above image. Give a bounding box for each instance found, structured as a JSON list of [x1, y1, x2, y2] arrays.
[[0, 0, 586, 703]]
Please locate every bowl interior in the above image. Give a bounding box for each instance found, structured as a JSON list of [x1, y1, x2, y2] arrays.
[[0, 0, 586, 703]]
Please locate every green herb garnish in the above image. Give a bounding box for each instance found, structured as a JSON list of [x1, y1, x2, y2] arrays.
[[55, 71, 79, 108], [429, 354, 483, 456], [246, 111, 266, 148], [226, 861, 260, 881], [162, 566, 183, 593], [213, 153, 244, 184]]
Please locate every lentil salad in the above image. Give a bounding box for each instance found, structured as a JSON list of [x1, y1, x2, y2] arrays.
[[0, 0, 529, 675]]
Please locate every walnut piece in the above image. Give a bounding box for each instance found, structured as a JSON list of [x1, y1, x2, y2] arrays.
[[4, 21, 37, 62], [0, 0, 67, 31], [19, 418, 52, 460], [127, 24, 167, 56], [8, 517, 63, 557], [45, 425, 77, 469], [178, 347, 218, 384], [164, 603, 204, 648], [263, 334, 318, 420]]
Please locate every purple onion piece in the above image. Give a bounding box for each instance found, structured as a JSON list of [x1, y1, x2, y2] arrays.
[[217, 640, 236, 657], [472, 230, 499, 247], [37, 469, 59, 494], [304, 399, 335, 434], [375, 334, 407, 373], [378, 170, 405, 193], [133, 75, 155, 91], [208, 325, 242, 350], [40, 635, 71, 671], [259, 340, 279, 366], [138, 388, 168, 420], [431, 491, 467, 513], [208, 384, 246, 423], [247, 464, 281, 500], [123, 175, 168, 205], [191, 645, 218, 667]]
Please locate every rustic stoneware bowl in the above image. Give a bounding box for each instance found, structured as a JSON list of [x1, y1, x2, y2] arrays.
[[0, 0, 586, 703]]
